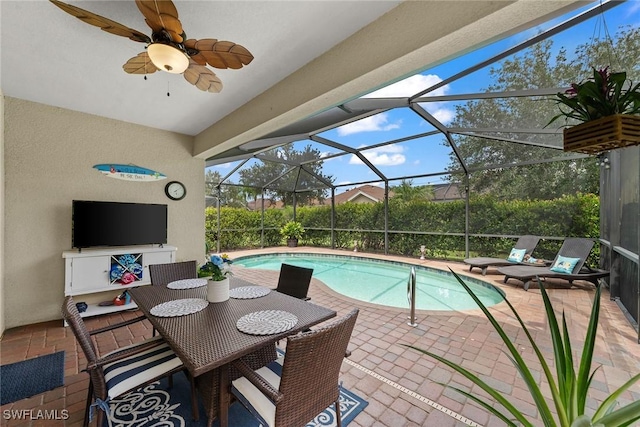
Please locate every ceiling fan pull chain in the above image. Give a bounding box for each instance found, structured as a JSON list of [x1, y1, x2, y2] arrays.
[[167, 81, 170, 97]]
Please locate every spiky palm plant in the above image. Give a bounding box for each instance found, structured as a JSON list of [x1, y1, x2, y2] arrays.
[[405, 271, 640, 427]]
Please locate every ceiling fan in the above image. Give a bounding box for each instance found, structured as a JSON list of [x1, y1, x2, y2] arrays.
[[50, 0, 254, 93]]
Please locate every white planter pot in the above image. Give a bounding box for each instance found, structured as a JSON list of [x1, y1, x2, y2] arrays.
[[207, 277, 230, 303]]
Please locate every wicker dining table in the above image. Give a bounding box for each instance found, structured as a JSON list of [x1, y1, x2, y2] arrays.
[[128, 276, 337, 427]]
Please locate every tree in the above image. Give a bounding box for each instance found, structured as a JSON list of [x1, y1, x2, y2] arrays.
[[391, 179, 434, 202], [239, 144, 334, 206], [445, 26, 640, 200], [205, 169, 250, 208]]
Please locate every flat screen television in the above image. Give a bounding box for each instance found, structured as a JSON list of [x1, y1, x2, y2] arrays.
[[72, 200, 167, 249]]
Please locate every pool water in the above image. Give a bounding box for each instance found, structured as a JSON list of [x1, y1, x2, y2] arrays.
[[235, 254, 504, 311]]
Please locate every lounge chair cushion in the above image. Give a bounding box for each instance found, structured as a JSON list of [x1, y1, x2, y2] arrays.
[[550, 255, 581, 274], [507, 248, 526, 262]]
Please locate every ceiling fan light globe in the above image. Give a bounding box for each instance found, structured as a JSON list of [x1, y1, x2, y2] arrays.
[[147, 43, 189, 74]]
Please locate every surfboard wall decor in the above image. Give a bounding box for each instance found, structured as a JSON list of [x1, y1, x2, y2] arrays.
[[93, 164, 167, 181]]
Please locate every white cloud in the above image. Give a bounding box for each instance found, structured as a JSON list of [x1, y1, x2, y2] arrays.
[[337, 113, 401, 136], [349, 145, 405, 166], [429, 107, 455, 125], [364, 74, 450, 98], [363, 73, 456, 126]]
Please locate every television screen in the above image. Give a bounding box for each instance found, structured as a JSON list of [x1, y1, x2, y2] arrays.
[[72, 200, 167, 248]]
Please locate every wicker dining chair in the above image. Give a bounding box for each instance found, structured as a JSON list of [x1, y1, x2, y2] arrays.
[[196, 343, 278, 427], [230, 308, 359, 427], [275, 263, 314, 300], [62, 296, 198, 427], [149, 260, 198, 286]]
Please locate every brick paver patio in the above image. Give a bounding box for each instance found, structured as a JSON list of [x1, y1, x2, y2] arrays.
[[1, 247, 638, 426]]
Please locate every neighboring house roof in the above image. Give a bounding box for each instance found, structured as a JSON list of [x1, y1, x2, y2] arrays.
[[432, 183, 463, 201], [333, 185, 393, 204], [211, 184, 461, 209], [247, 198, 284, 210]]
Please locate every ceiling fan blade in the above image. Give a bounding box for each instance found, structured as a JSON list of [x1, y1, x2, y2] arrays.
[[184, 39, 254, 70], [184, 61, 223, 93], [135, 0, 184, 43], [50, 0, 150, 44], [123, 52, 160, 74]]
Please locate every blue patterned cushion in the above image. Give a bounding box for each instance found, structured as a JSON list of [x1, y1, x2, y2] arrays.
[[507, 248, 526, 262], [549, 255, 581, 274]]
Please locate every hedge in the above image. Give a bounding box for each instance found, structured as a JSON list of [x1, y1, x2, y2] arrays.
[[205, 193, 599, 264]]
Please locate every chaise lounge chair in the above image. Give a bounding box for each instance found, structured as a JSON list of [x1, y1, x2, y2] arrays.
[[497, 237, 609, 291], [464, 235, 541, 275]]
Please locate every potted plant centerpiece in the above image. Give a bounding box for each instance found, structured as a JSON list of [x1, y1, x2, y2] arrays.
[[547, 67, 640, 154], [280, 221, 305, 247], [198, 254, 233, 302]]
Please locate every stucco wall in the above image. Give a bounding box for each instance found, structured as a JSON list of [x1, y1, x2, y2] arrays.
[[1, 91, 5, 335], [3, 97, 204, 329]]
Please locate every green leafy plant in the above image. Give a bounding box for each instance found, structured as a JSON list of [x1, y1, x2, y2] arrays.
[[547, 67, 640, 127], [279, 220, 305, 241], [405, 272, 640, 427], [198, 253, 233, 281]]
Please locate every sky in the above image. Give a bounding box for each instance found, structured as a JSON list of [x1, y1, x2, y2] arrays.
[[207, 1, 639, 195]]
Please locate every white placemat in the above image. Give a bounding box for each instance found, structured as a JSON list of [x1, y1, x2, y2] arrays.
[[167, 278, 208, 289], [229, 286, 271, 299], [150, 298, 208, 317], [236, 310, 298, 335]]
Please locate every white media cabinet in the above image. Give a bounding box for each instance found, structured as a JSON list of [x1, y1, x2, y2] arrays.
[[63, 245, 176, 320]]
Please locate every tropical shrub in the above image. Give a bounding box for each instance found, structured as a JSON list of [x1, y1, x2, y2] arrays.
[[207, 193, 599, 261], [405, 273, 640, 427]]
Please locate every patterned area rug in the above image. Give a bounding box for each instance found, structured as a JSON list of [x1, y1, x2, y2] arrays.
[[105, 371, 367, 427]]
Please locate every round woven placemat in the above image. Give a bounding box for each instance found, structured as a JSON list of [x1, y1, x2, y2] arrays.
[[229, 286, 271, 299], [167, 278, 208, 289], [150, 298, 208, 317], [236, 310, 298, 335]]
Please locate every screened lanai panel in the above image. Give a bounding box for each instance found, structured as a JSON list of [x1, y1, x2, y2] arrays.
[[449, 134, 578, 171], [276, 167, 333, 194], [431, 96, 566, 148], [414, 2, 615, 98], [319, 108, 438, 150], [386, 174, 466, 258], [284, 140, 342, 160], [620, 147, 639, 254], [466, 159, 599, 260], [355, 134, 453, 180], [206, 159, 246, 185]]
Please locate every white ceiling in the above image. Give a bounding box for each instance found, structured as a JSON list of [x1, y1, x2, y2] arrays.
[[1, 1, 584, 158], [0, 0, 401, 136]]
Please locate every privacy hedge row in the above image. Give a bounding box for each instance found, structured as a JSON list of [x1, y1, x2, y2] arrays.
[[206, 193, 599, 263]]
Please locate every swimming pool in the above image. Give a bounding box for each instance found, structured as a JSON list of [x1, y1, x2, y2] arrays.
[[235, 253, 505, 311]]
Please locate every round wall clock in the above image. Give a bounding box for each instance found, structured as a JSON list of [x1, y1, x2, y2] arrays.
[[165, 181, 186, 201]]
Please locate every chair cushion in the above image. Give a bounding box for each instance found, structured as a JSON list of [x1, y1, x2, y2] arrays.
[[550, 255, 581, 274], [103, 339, 182, 400], [231, 355, 284, 427], [507, 248, 526, 262]]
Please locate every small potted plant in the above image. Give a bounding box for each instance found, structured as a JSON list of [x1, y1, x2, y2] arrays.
[[198, 253, 233, 281], [280, 221, 305, 247], [199, 254, 233, 303], [547, 67, 640, 154]]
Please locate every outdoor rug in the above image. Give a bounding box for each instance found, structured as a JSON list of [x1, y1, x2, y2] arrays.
[[0, 351, 65, 405], [106, 371, 368, 427]]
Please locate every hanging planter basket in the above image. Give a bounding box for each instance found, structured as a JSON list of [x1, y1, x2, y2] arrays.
[[563, 114, 640, 154]]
